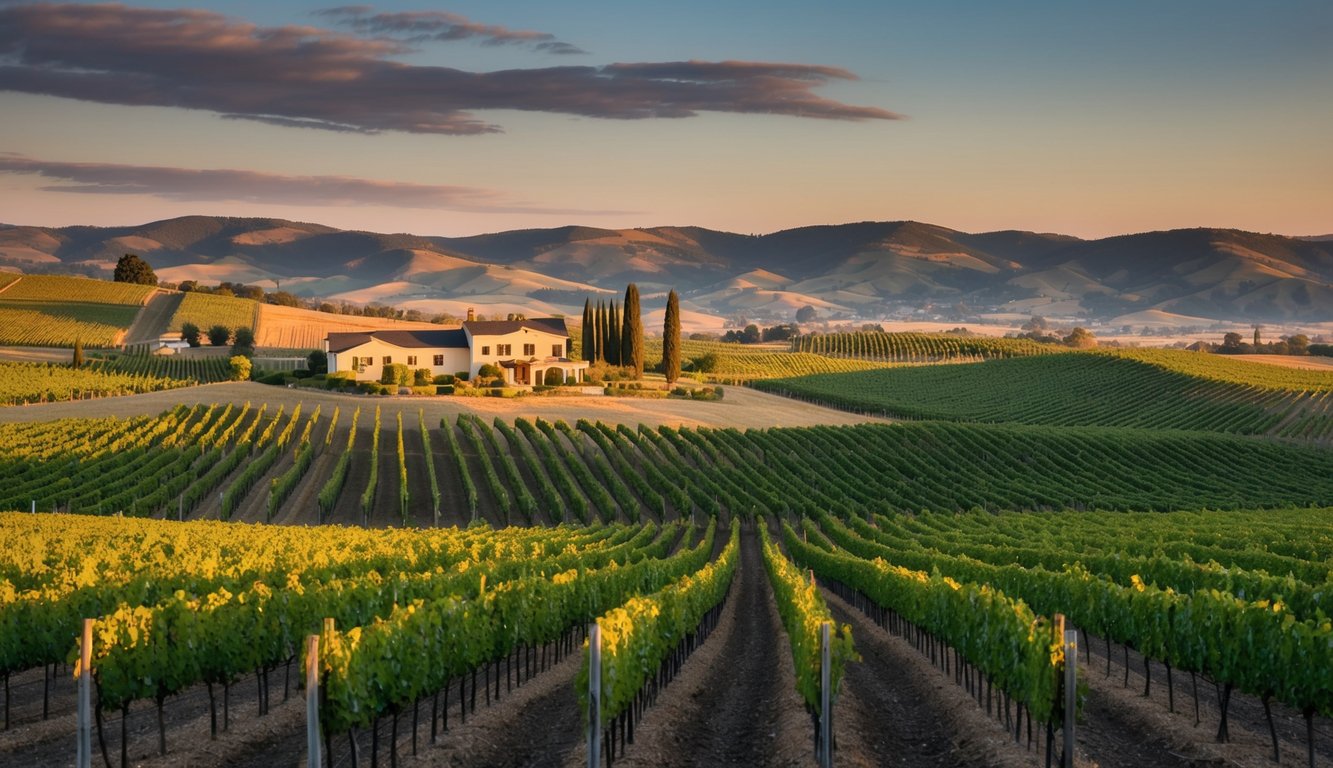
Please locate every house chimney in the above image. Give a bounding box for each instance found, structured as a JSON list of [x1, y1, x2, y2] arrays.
[[466, 307, 475, 322]]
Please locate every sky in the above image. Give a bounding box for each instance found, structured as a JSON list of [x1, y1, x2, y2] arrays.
[[1, 1, 1330, 239]]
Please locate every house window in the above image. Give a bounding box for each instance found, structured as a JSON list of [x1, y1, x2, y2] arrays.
[[433, 354, 444, 366], [498, 344, 512, 356], [407, 356, 417, 366], [382, 356, 392, 365], [482, 345, 490, 355], [361, 356, 373, 367], [523, 343, 535, 356], [552, 344, 562, 357]]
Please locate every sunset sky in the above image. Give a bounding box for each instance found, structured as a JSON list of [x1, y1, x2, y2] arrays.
[[1, 1, 1330, 239]]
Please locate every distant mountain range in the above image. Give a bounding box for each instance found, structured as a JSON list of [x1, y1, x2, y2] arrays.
[[2, 215, 1331, 327]]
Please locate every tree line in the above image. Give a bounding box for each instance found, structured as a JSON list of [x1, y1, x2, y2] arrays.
[[581, 285, 682, 384]]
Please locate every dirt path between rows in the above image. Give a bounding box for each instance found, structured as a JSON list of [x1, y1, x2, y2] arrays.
[[123, 291, 183, 346], [570, 525, 811, 768]]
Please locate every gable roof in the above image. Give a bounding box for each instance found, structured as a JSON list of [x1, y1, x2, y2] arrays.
[[327, 329, 467, 353], [464, 318, 568, 337]]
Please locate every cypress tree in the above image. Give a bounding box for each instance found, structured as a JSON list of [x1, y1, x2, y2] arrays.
[[608, 301, 622, 366], [581, 299, 593, 362], [72, 338, 84, 369], [597, 300, 607, 362], [621, 283, 644, 377], [663, 289, 681, 384]]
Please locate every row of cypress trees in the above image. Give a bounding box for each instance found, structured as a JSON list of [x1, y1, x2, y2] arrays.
[[581, 285, 681, 383]]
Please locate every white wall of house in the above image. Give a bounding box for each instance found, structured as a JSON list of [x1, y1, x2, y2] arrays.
[[465, 327, 570, 378], [329, 338, 469, 382]]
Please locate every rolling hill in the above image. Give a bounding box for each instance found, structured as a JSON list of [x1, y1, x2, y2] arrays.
[[1, 216, 1331, 326]]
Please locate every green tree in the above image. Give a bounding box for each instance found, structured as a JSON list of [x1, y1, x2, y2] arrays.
[[228, 355, 252, 381], [608, 301, 622, 366], [180, 322, 201, 348], [621, 284, 644, 377], [113, 253, 157, 286], [231, 326, 255, 357], [307, 349, 328, 375], [207, 325, 231, 346], [595, 301, 607, 362], [796, 305, 817, 323], [582, 299, 594, 363], [1064, 327, 1097, 348], [663, 289, 681, 384], [71, 338, 83, 369]]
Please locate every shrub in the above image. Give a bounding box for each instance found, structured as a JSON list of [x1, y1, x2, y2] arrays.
[[307, 349, 328, 375], [544, 368, 566, 385], [258, 371, 287, 386], [477, 363, 503, 379], [181, 322, 201, 347], [414, 368, 433, 386], [208, 325, 232, 346], [411, 385, 438, 396], [454, 370, 470, 381], [380, 363, 411, 386], [228, 354, 251, 381], [433, 373, 456, 385]]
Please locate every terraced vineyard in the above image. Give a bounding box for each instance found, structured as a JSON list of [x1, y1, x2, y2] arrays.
[[755, 349, 1333, 441]]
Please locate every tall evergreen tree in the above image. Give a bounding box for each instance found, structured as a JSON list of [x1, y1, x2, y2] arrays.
[[581, 299, 593, 362], [608, 301, 622, 366], [594, 301, 606, 362], [621, 283, 643, 377], [71, 338, 83, 369], [663, 289, 681, 384]]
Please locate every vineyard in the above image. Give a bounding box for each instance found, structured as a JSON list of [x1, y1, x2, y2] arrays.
[[639, 338, 893, 382], [755, 349, 1333, 441], [165, 292, 259, 335], [1, 405, 1329, 523], [790, 330, 1055, 361], [0, 276, 156, 348], [1, 337, 1332, 766]]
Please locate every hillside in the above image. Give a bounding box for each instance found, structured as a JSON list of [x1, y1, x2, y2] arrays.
[[2, 216, 1332, 325]]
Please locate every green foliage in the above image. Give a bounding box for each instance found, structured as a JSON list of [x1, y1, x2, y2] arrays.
[[754, 349, 1333, 438], [663, 289, 681, 384], [307, 349, 328, 375], [228, 355, 252, 381], [180, 322, 201, 347], [791, 331, 1053, 361], [207, 325, 231, 346], [380, 363, 410, 386], [169, 292, 258, 335], [0, 302, 139, 347], [413, 367, 433, 386], [759, 524, 855, 716], [113, 253, 157, 286]]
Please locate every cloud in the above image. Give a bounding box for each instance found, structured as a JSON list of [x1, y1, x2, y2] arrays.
[[0, 2, 902, 135], [315, 5, 587, 54], [0, 154, 629, 214]]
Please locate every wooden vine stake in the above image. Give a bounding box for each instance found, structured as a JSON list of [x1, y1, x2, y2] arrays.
[[1058, 614, 1076, 768], [819, 621, 832, 768], [305, 635, 321, 768], [76, 618, 92, 768], [587, 622, 601, 768]]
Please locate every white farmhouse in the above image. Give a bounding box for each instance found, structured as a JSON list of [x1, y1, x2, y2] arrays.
[[324, 314, 588, 385]]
